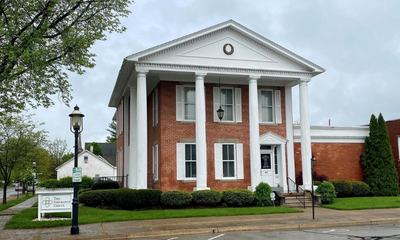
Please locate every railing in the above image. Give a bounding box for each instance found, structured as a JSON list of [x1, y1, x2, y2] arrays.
[[287, 177, 305, 208], [95, 175, 128, 188]]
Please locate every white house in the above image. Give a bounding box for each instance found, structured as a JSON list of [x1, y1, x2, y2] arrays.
[[56, 150, 117, 180]]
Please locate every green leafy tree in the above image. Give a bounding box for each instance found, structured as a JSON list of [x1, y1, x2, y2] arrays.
[[106, 120, 117, 143], [0, 113, 46, 203], [46, 138, 70, 179], [62, 153, 74, 162], [86, 142, 103, 156], [0, 0, 132, 112], [363, 113, 399, 196]]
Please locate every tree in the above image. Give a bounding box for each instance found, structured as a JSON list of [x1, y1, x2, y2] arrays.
[[62, 152, 74, 162], [0, 0, 132, 112], [86, 142, 103, 156], [46, 138, 70, 179], [0, 113, 46, 203], [106, 120, 117, 143], [363, 113, 399, 196]]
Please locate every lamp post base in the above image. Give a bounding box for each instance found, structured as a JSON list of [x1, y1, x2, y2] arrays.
[[71, 225, 79, 235]]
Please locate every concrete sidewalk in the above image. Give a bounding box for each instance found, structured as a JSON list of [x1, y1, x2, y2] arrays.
[[2, 198, 400, 240]]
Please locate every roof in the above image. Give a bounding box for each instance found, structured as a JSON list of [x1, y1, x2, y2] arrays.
[[55, 150, 116, 170], [109, 20, 325, 107]]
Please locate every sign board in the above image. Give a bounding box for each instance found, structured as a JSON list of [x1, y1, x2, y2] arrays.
[[36, 188, 73, 221], [72, 167, 82, 182]]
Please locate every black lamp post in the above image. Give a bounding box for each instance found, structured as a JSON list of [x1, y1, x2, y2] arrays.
[[32, 161, 36, 197], [69, 105, 84, 235], [311, 155, 317, 220]]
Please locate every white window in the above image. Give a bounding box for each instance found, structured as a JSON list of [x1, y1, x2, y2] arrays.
[[213, 87, 242, 122], [152, 89, 158, 126], [176, 85, 196, 121], [214, 143, 243, 179], [84, 156, 88, 164], [152, 144, 158, 181], [258, 89, 281, 124], [176, 143, 196, 180]]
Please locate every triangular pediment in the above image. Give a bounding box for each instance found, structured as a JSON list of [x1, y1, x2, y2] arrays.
[[260, 132, 288, 145], [126, 20, 324, 74]]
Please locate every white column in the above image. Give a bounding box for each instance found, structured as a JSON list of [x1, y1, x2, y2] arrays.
[[194, 72, 209, 191], [285, 86, 296, 191], [129, 85, 137, 189], [299, 78, 312, 190], [248, 76, 261, 191], [136, 70, 148, 189], [123, 96, 130, 187]]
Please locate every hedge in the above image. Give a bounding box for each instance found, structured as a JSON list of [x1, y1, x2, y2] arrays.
[[222, 189, 254, 207], [161, 191, 192, 208], [316, 181, 336, 204], [191, 190, 222, 206], [330, 179, 352, 197], [254, 182, 273, 206], [115, 188, 162, 210], [351, 181, 370, 197], [78, 189, 118, 207]]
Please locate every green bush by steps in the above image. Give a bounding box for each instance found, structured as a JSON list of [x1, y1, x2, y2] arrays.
[[222, 189, 254, 207]]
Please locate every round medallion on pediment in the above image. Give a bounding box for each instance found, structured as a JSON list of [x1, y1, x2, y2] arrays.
[[223, 43, 234, 55]]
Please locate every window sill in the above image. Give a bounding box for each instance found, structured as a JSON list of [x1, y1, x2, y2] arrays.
[[179, 121, 195, 124], [259, 123, 278, 126], [180, 179, 196, 183], [217, 122, 239, 125], [217, 179, 239, 182]]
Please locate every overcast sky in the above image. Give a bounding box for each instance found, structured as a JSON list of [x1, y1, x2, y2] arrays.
[[30, 0, 400, 151]]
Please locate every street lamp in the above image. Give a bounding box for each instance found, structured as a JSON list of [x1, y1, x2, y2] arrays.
[[69, 105, 84, 235], [32, 161, 36, 197], [311, 155, 317, 220]]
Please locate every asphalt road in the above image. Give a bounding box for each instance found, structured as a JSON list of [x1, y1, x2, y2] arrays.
[[0, 187, 18, 199], [133, 224, 400, 240]]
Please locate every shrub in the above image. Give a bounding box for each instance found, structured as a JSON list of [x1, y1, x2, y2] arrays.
[[91, 180, 120, 190], [191, 190, 222, 206], [222, 189, 254, 207], [115, 188, 162, 210], [351, 181, 370, 197], [79, 176, 94, 189], [59, 177, 74, 188], [296, 170, 329, 185], [38, 179, 61, 188], [316, 181, 336, 204], [161, 190, 192, 208], [78, 189, 118, 207], [254, 182, 273, 206], [330, 179, 352, 197], [78, 188, 90, 196]]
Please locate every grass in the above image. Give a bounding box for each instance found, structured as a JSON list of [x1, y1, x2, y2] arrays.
[[0, 194, 33, 211], [323, 196, 400, 210], [6, 206, 302, 229]]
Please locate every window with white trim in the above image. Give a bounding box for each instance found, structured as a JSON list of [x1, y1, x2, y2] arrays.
[[258, 89, 281, 124], [176, 143, 197, 180], [214, 143, 243, 179], [213, 87, 242, 122], [176, 85, 196, 121], [84, 156, 88, 164], [152, 144, 158, 181], [152, 89, 158, 126]]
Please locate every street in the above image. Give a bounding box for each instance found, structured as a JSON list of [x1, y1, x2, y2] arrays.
[[0, 187, 18, 200], [133, 224, 400, 240]]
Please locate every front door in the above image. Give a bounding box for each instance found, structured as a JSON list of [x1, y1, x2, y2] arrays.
[[260, 145, 281, 188], [260, 146, 274, 186]]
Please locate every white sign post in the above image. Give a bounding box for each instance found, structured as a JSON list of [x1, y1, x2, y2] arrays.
[[72, 167, 82, 183]]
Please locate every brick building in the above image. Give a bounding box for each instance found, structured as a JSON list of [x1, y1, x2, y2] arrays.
[[108, 20, 368, 192]]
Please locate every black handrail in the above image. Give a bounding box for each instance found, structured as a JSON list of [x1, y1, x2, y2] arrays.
[[287, 177, 305, 208]]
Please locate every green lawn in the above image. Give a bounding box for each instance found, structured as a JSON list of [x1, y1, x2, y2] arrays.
[[323, 196, 400, 210], [0, 194, 33, 211], [6, 206, 302, 229]]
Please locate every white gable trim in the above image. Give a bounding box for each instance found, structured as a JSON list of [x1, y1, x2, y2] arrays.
[[259, 131, 288, 145]]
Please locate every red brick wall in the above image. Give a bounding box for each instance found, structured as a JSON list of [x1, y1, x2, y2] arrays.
[[294, 142, 365, 182], [385, 119, 400, 181], [147, 81, 287, 192], [116, 98, 124, 179]]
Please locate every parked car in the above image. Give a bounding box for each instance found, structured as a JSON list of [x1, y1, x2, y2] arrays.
[[93, 177, 113, 183]]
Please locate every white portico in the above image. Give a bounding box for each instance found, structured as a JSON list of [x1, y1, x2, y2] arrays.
[[109, 20, 325, 192]]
